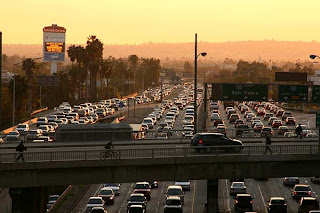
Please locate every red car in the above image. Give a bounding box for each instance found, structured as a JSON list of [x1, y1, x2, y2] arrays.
[[285, 117, 296, 125], [272, 120, 283, 128], [257, 108, 266, 116]]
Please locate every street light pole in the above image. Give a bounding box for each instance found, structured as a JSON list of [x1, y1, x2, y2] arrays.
[[194, 33, 207, 134], [194, 33, 198, 134]]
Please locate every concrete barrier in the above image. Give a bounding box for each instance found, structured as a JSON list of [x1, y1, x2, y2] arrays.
[[48, 185, 72, 213]]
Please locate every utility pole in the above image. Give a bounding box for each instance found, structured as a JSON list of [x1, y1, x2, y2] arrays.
[[194, 33, 198, 134]]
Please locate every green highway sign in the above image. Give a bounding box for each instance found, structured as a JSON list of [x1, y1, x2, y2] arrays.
[[317, 113, 320, 128], [279, 85, 308, 102], [312, 85, 320, 102], [222, 84, 268, 101]]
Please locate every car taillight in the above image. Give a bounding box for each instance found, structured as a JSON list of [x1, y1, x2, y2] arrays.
[[294, 191, 297, 195], [234, 200, 238, 204], [198, 139, 203, 144], [250, 200, 253, 204], [308, 191, 312, 196]]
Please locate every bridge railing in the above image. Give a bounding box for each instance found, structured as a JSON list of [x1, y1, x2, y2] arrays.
[[0, 144, 319, 164]]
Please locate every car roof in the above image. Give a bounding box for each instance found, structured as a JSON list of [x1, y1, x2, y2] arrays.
[[196, 133, 224, 136], [236, 194, 251, 197], [100, 187, 113, 191], [270, 197, 285, 200], [168, 185, 182, 189], [166, 196, 181, 200]]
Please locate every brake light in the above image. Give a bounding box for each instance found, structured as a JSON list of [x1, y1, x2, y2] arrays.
[[234, 200, 238, 204], [250, 200, 253, 204], [294, 191, 297, 195], [308, 191, 312, 196], [198, 139, 203, 144]]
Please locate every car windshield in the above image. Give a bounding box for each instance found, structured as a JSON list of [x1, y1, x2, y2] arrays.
[[271, 199, 285, 204], [167, 189, 183, 195], [88, 198, 102, 204], [9, 132, 18, 135], [232, 183, 244, 188], [129, 207, 144, 213], [99, 190, 112, 195], [135, 183, 149, 189], [104, 183, 118, 187], [166, 199, 182, 205], [17, 125, 26, 128], [237, 196, 251, 202], [295, 186, 310, 191], [48, 195, 59, 202], [130, 196, 145, 202]]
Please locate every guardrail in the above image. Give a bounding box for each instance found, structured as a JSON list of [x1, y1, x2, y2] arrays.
[[0, 145, 319, 163]]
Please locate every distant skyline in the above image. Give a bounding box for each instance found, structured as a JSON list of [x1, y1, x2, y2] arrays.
[[1, 0, 320, 45]]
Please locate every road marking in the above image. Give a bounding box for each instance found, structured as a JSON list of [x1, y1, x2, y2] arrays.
[[156, 181, 166, 213], [257, 183, 267, 213], [118, 183, 134, 213]]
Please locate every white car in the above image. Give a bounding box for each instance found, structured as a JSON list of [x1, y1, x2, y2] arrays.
[[174, 180, 191, 191], [103, 183, 120, 196], [142, 118, 154, 129], [16, 123, 30, 134], [86, 197, 105, 213], [230, 182, 246, 196]]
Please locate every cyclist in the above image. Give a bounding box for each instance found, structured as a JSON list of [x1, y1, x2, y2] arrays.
[[104, 141, 114, 150]]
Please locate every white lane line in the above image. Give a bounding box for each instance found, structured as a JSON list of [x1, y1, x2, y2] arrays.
[[118, 183, 134, 213], [191, 180, 197, 213], [156, 181, 166, 213], [257, 183, 268, 213]]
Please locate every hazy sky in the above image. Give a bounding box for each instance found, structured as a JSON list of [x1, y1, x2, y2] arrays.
[[1, 0, 320, 44]]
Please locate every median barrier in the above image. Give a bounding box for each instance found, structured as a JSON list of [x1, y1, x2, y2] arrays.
[[31, 107, 49, 117], [48, 185, 72, 213]]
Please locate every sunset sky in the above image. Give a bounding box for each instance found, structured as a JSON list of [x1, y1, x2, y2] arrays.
[[1, 0, 320, 44]]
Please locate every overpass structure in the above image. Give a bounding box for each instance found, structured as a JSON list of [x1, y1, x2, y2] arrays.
[[1, 144, 320, 212]]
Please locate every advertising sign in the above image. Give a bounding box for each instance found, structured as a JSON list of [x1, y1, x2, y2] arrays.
[[43, 24, 66, 62]]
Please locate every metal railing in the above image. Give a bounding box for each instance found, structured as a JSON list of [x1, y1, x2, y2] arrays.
[[1, 144, 319, 164]]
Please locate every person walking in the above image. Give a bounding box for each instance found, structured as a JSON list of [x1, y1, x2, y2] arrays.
[[16, 141, 27, 162], [264, 135, 273, 154], [295, 124, 303, 139]]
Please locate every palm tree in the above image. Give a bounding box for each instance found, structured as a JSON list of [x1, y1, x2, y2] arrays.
[[22, 58, 36, 113], [67, 45, 77, 65], [128, 55, 139, 93]]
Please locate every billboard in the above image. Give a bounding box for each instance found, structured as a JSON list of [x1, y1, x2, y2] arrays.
[[43, 24, 66, 62], [275, 72, 307, 82]]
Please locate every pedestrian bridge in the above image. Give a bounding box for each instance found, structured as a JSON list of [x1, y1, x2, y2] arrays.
[[1, 144, 320, 188]]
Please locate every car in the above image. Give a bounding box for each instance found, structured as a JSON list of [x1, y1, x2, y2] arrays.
[[165, 185, 184, 204], [282, 112, 292, 121], [298, 197, 319, 213], [127, 205, 145, 213], [235, 119, 245, 128], [234, 194, 253, 212], [276, 110, 285, 117], [90, 207, 108, 213], [216, 126, 227, 136], [246, 113, 255, 122], [264, 113, 274, 121], [86, 197, 105, 213], [272, 120, 283, 128], [257, 108, 266, 116], [48, 115, 58, 123], [285, 117, 296, 125], [284, 132, 297, 138], [283, 177, 299, 186], [229, 114, 240, 123], [156, 132, 168, 140], [268, 117, 278, 125], [47, 195, 59, 210], [38, 125, 51, 134], [142, 118, 154, 129], [27, 129, 43, 141], [6, 130, 20, 141], [311, 177, 320, 183], [16, 123, 30, 134], [278, 126, 289, 135], [236, 124, 250, 137], [211, 113, 220, 121], [98, 187, 115, 204], [267, 197, 287, 213], [133, 182, 151, 201], [103, 183, 120, 196], [302, 130, 315, 137], [191, 133, 243, 152], [253, 123, 264, 132], [291, 184, 312, 200], [150, 181, 158, 188], [127, 193, 147, 211], [213, 118, 224, 127], [230, 182, 246, 196], [36, 117, 48, 127], [174, 180, 191, 191], [183, 115, 194, 125], [164, 196, 183, 213]]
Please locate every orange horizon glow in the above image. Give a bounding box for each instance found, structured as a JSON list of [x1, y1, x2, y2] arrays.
[[1, 0, 320, 45]]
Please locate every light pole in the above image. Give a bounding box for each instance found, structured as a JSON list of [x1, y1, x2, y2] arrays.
[[194, 33, 207, 134], [12, 57, 42, 126]]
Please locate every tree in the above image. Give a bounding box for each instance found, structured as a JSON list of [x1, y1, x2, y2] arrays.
[[86, 35, 103, 101], [184, 61, 193, 72], [22, 58, 36, 112], [128, 55, 139, 92]]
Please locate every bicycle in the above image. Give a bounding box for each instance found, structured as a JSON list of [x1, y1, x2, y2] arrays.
[[99, 149, 119, 160]]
